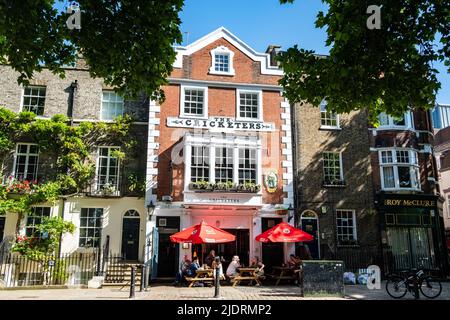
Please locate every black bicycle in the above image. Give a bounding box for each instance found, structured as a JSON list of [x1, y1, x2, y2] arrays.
[[386, 268, 442, 299]]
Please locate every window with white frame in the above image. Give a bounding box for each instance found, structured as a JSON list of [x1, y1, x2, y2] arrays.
[[79, 208, 103, 248], [181, 86, 207, 118], [238, 148, 257, 184], [209, 46, 235, 75], [379, 149, 420, 190], [320, 100, 339, 128], [101, 91, 124, 120], [25, 207, 51, 237], [238, 90, 261, 120], [378, 112, 412, 129], [215, 147, 234, 183], [336, 210, 357, 244], [14, 144, 39, 181], [22, 86, 46, 116], [214, 54, 230, 73], [97, 147, 120, 191], [323, 152, 343, 185], [191, 146, 210, 182]]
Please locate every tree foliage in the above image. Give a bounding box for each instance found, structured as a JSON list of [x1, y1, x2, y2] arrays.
[[0, 1, 184, 100], [279, 0, 449, 122]]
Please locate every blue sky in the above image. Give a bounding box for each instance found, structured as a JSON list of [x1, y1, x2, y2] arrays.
[[179, 0, 450, 104]]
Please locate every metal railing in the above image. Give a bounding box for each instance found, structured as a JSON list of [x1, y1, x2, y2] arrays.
[[0, 252, 98, 287]]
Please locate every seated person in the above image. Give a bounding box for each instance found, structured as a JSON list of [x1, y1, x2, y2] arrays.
[[176, 255, 191, 284], [226, 255, 240, 279], [287, 254, 302, 269], [250, 256, 265, 278], [187, 257, 200, 277]]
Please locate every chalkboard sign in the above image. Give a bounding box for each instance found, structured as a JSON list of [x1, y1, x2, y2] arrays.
[[302, 260, 345, 296]]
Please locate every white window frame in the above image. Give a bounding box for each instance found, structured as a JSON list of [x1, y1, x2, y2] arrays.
[[12, 143, 39, 181], [209, 46, 235, 76], [447, 195, 450, 219], [25, 207, 52, 237], [79, 207, 104, 248], [184, 133, 262, 190], [336, 209, 358, 243], [378, 148, 421, 191], [236, 89, 263, 122], [322, 151, 344, 185], [20, 86, 46, 116], [180, 85, 208, 119], [95, 146, 121, 192], [377, 111, 414, 130], [214, 146, 234, 183], [319, 100, 340, 129], [190, 145, 210, 182], [100, 90, 124, 121]]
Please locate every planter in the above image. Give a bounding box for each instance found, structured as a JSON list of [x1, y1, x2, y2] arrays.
[[275, 209, 288, 216]]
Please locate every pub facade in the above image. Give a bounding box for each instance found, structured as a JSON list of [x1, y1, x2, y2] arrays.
[[144, 27, 295, 277], [370, 110, 449, 274]]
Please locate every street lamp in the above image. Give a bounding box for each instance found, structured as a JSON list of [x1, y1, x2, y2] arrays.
[[288, 203, 295, 223], [147, 200, 155, 220]]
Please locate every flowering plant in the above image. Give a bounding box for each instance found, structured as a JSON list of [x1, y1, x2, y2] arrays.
[[11, 234, 39, 256], [5, 176, 38, 194]]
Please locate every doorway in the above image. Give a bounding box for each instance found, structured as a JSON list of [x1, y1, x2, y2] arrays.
[[261, 218, 284, 273], [156, 217, 180, 278], [121, 210, 140, 261], [199, 229, 250, 269], [300, 210, 320, 259]]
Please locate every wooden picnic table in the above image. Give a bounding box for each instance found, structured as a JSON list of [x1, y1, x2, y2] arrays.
[[270, 266, 297, 286], [232, 267, 261, 287], [185, 269, 214, 288]]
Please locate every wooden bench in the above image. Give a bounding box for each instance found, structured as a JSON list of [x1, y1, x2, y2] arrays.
[[185, 276, 215, 287], [232, 268, 261, 287]]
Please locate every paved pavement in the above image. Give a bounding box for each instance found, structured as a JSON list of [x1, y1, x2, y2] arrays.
[[0, 282, 448, 300]]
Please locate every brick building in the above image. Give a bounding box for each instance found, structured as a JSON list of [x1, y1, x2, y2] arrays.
[[144, 27, 295, 277], [0, 63, 149, 266], [434, 126, 450, 255], [369, 110, 448, 274], [292, 102, 379, 268]]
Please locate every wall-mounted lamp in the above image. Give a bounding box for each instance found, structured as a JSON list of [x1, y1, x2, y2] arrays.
[[321, 206, 327, 214], [147, 200, 156, 219], [287, 203, 295, 223], [182, 243, 190, 249]]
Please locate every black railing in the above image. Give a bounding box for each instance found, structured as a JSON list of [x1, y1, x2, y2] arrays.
[[332, 247, 384, 273], [101, 235, 110, 276], [0, 252, 98, 287]]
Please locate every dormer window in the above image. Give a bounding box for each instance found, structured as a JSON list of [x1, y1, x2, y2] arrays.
[[209, 46, 235, 76]]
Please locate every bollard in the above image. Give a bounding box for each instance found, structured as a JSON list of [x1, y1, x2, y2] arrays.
[[297, 266, 304, 298], [214, 265, 221, 298], [140, 264, 145, 292], [129, 265, 136, 299]]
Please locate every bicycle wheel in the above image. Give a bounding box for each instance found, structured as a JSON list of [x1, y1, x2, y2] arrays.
[[419, 277, 442, 299], [386, 276, 408, 299]]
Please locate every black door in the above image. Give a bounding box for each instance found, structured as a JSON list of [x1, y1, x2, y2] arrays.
[[121, 218, 140, 261], [262, 218, 284, 273], [0, 217, 4, 241], [156, 217, 180, 278], [301, 218, 319, 259]]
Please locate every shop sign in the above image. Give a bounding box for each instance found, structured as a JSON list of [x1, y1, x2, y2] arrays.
[[383, 199, 436, 207], [167, 117, 276, 132], [264, 170, 278, 193]]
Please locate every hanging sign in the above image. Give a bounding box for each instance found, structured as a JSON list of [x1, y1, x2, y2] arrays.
[[264, 170, 278, 193]]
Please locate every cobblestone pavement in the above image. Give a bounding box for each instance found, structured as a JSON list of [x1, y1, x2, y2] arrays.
[[0, 282, 448, 300]]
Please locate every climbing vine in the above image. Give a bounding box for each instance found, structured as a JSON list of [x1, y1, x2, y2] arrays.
[[0, 106, 138, 221]]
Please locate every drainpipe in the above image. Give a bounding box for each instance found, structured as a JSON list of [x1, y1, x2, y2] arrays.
[[57, 197, 66, 258], [68, 80, 78, 127]]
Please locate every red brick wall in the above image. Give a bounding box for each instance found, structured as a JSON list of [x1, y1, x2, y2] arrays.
[[156, 38, 286, 204]]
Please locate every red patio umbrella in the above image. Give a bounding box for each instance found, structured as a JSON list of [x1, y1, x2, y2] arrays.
[[170, 220, 236, 244], [255, 222, 314, 243]]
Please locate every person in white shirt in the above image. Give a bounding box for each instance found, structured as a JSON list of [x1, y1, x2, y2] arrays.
[[226, 255, 240, 279]]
